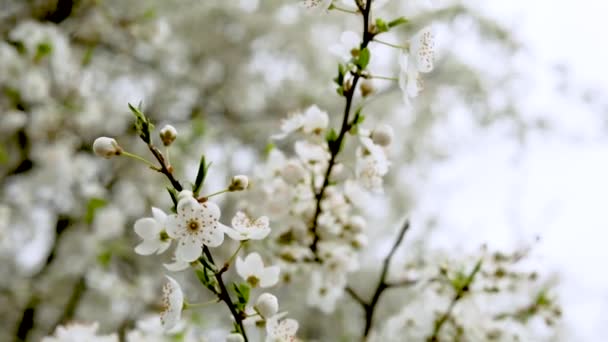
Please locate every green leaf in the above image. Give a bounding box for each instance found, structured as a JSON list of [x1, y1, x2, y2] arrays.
[[232, 283, 250, 311], [375, 18, 389, 33], [97, 249, 112, 267], [128, 103, 155, 143], [85, 197, 107, 224], [325, 128, 338, 144], [0, 145, 8, 165], [388, 17, 408, 28], [167, 187, 178, 212], [264, 142, 275, 155], [357, 48, 370, 69], [334, 63, 346, 86], [34, 42, 53, 62], [192, 155, 211, 196]]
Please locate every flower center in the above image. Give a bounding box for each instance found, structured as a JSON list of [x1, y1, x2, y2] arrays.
[[187, 219, 200, 232], [247, 275, 260, 287]]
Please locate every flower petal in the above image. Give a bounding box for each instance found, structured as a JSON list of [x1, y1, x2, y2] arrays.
[[151, 207, 167, 223], [245, 252, 264, 272], [156, 240, 171, 254], [177, 197, 200, 216], [165, 214, 180, 239], [176, 237, 202, 262], [161, 276, 184, 331], [236, 256, 247, 279], [134, 217, 160, 239], [134, 240, 159, 255], [260, 265, 280, 288], [223, 225, 247, 241], [164, 259, 190, 272]]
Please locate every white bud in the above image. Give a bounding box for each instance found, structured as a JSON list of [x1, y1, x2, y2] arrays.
[[281, 161, 306, 184], [229, 175, 249, 191], [351, 233, 368, 249], [160, 124, 178, 146], [177, 190, 193, 200], [255, 293, 279, 318], [371, 124, 393, 147], [93, 137, 122, 158], [226, 333, 245, 342], [348, 216, 366, 233]]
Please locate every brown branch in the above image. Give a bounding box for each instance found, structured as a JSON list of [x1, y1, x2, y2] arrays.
[[309, 0, 376, 255]]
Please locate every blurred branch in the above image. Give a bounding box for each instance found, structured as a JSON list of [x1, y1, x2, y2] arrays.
[[428, 258, 483, 341], [346, 220, 411, 340]]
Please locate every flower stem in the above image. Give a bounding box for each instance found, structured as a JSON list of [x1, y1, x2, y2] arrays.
[[373, 38, 408, 50], [218, 242, 246, 275], [202, 188, 230, 199], [121, 150, 158, 169], [330, 4, 359, 14], [368, 74, 398, 81]]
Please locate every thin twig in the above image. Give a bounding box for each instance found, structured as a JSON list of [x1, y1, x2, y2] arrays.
[[309, 0, 375, 255], [428, 259, 483, 341]]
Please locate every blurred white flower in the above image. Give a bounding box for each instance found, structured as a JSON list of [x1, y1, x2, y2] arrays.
[[224, 211, 271, 241], [399, 26, 435, 104], [133, 207, 171, 255], [371, 124, 394, 147], [226, 333, 245, 342], [265, 312, 299, 342], [229, 175, 250, 191], [329, 31, 360, 61], [356, 136, 390, 192], [42, 322, 118, 342], [160, 276, 184, 331], [302, 0, 332, 14], [166, 196, 226, 262], [272, 105, 329, 139], [236, 252, 280, 288], [307, 270, 344, 314]]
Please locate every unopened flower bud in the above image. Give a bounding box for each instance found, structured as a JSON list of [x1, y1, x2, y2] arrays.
[[360, 80, 375, 97], [229, 175, 249, 191], [255, 293, 279, 318], [226, 333, 245, 342], [351, 233, 369, 249], [160, 125, 177, 146], [371, 124, 393, 147], [348, 216, 366, 232], [93, 137, 122, 158]]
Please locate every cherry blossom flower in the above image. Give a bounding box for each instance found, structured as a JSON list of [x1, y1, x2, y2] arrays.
[[399, 26, 435, 105], [356, 136, 390, 192], [302, 0, 332, 14], [160, 276, 184, 331], [307, 270, 345, 314], [223, 211, 271, 241], [42, 322, 118, 342], [329, 31, 360, 61], [236, 252, 280, 288], [133, 207, 171, 255], [265, 312, 299, 342], [272, 105, 329, 139], [165, 195, 225, 262]]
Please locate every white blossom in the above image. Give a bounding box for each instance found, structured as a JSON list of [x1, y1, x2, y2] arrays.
[[42, 322, 118, 342], [133, 207, 171, 255], [302, 0, 332, 14], [399, 26, 435, 104], [226, 333, 245, 342], [265, 312, 299, 342], [166, 195, 226, 262], [356, 136, 390, 192], [236, 252, 280, 288], [160, 276, 184, 331], [307, 270, 344, 314], [272, 105, 329, 139], [329, 31, 360, 61], [224, 211, 271, 241]]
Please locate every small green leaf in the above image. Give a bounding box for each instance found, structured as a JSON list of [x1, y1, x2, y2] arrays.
[[232, 283, 251, 311], [388, 17, 408, 28], [325, 128, 338, 144], [34, 42, 53, 62], [264, 142, 275, 155], [375, 18, 389, 33], [357, 48, 370, 69], [97, 249, 112, 267], [192, 155, 211, 196], [85, 197, 107, 224], [129, 103, 155, 143]]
